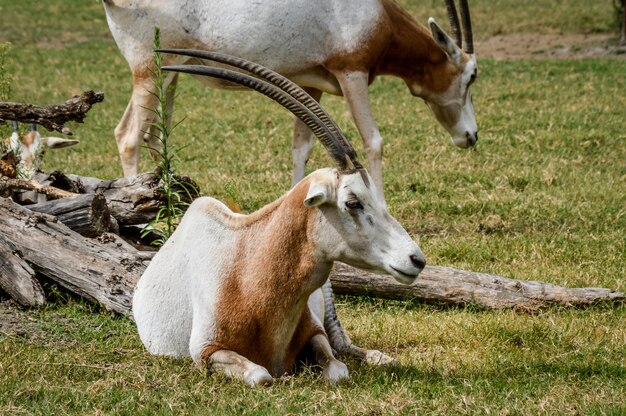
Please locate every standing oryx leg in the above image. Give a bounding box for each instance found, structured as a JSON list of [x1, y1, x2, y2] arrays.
[[333, 71, 385, 202], [320, 279, 398, 366], [206, 349, 273, 388], [291, 88, 323, 187], [115, 67, 158, 177], [115, 68, 179, 177]]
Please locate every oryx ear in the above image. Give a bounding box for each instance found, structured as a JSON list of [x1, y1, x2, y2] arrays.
[[42, 137, 80, 149], [428, 18, 462, 64], [304, 182, 329, 207]]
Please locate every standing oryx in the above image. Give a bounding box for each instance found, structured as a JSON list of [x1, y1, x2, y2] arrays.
[[134, 52, 426, 386], [103, 0, 478, 199]]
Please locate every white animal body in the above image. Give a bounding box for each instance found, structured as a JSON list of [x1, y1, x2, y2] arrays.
[[134, 168, 425, 386], [133, 54, 426, 386], [102, 0, 478, 199]]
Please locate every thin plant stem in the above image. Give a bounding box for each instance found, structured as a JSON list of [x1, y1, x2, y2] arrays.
[[141, 27, 193, 244]]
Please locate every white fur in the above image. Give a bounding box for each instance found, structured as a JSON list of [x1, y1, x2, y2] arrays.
[[103, 0, 382, 87], [102, 0, 478, 194], [133, 168, 425, 384], [133, 196, 236, 359]]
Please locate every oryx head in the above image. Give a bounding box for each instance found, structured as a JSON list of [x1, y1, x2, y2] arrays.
[[305, 168, 425, 283], [409, 0, 478, 148], [160, 49, 426, 284]]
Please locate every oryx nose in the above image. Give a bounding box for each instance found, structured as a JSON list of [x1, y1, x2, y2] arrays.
[[466, 131, 478, 147], [410, 254, 426, 271]]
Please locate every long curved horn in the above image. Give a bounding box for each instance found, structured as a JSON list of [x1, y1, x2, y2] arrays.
[[158, 50, 343, 141], [444, 0, 462, 48], [162, 64, 358, 172], [158, 48, 361, 170], [459, 0, 474, 54]]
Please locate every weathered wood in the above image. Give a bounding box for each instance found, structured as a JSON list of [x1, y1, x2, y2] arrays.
[[329, 263, 625, 310], [20, 170, 85, 205], [27, 170, 199, 226], [65, 171, 200, 225], [0, 177, 76, 199], [39, 170, 82, 194], [0, 91, 104, 135], [0, 197, 144, 314], [0, 244, 46, 307], [28, 193, 111, 237], [11, 190, 47, 205]]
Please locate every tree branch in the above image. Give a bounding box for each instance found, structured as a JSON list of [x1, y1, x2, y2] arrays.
[[0, 177, 77, 199], [0, 90, 104, 135]]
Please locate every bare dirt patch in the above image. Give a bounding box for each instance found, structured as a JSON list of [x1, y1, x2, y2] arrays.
[[476, 33, 626, 59], [0, 299, 44, 340]]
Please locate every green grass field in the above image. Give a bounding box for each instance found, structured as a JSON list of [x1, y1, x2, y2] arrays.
[[1, 0, 625, 414]]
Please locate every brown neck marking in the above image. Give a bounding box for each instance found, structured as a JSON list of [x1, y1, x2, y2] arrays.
[[205, 177, 331, 375], [378, 0, 458, 94]]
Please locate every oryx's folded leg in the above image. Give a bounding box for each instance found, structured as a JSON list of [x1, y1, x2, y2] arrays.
[[291, 88, 323, 187], [334, 71, 385, 203], [204, 349, 273, 388], [298, 301, 347, 383], [307, 333, 349, 384], [320, 279, 398, 366]]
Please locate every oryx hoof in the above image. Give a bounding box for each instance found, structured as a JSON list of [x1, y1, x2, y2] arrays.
[[323, 359, 349, 384], [244, 366, 273, 387], [365, 350, 398, 366]]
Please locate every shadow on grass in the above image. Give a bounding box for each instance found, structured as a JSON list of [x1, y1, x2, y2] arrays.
[[357, 357, 626, 391]]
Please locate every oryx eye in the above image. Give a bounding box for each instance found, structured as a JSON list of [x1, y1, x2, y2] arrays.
[[345, 200, 363, 210]]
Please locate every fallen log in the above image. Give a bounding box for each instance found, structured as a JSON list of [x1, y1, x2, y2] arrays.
[[0, 91, 104, 135], [0, 197, 623, 314], [330, 263, 625, 310], [0, 244, 46, 307], [28, 193, 111, 237], [37, 170, 82, 194], [11, 170, 199, 227], [0, 197, 144, 314], [63, 171, 200, 225]]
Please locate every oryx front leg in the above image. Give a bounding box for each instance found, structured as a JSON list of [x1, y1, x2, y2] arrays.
[[208, 350, 273, 388], [291, 88, 323, 187], [335, 71, 385, 202], [308, 333, 349, 384], [115, 69, 160, 177]]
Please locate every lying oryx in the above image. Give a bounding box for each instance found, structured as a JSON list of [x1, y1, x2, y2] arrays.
[[133, 53, 426, 386], [103, 0, 478, 199]]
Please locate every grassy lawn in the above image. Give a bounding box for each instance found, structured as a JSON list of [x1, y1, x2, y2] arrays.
[[1, 0, 625, 414]]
